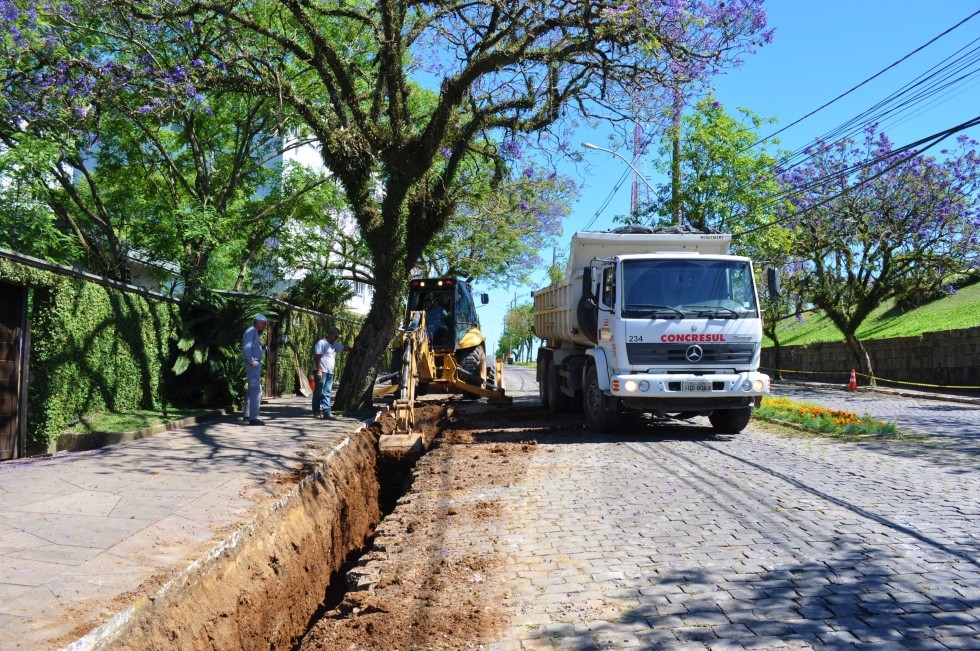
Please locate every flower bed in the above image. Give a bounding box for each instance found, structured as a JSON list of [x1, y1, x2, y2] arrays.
[[756, 396, 898, 438]]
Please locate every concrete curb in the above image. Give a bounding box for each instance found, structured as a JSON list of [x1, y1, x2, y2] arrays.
[[772, 379, 980, 407]]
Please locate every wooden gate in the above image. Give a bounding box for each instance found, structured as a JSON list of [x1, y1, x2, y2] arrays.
[[0, 282, 28, 460]]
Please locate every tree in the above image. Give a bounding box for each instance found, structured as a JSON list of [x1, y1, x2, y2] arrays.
[[498, 302, 535, 363], [780, 127, 980, 385], [6, 0, 771, 410], [0, 138, 82, 264], [420, 158, 576, 287], [642, 97, 787, 256], [1, 4, 342, 291]]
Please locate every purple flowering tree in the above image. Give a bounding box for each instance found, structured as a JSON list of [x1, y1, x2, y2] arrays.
[[5, 0, 771, 410], [780, 126, 980, 385], [421, 154, 578, 285]]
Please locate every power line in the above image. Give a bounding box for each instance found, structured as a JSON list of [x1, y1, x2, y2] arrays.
[[749, 8, 980, 152], [736, 113, 980, 238], [779, 34, 980, 171]]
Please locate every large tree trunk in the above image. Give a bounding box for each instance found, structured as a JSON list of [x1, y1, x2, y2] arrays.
[[334, 258, 407, 412], [845, 333, 877, 388]]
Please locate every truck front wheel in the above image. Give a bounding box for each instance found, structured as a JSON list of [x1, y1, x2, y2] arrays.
[[708, 407, 752, 434], [584, 365, 620, 433]]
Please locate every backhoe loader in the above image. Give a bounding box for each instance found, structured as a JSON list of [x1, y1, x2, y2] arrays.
[[375, 278, 511, 438]]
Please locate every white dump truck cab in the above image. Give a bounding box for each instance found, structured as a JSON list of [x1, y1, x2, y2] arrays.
[[534, 228, 771, 434]]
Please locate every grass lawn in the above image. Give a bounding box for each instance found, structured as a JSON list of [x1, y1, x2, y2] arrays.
[[63, 407, 213, 435], [767, 280, 980, 347]]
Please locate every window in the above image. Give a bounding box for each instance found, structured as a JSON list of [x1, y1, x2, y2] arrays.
[[601, 266, 615, 308]]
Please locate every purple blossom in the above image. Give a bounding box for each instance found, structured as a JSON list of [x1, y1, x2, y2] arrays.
[[500, 139, 522, 160], [1, 1, 19, 22]]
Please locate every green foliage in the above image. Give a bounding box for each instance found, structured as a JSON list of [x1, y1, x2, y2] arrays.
[[497, 303, 535, 362], [168, 290, 272, 408], [0, 134, 82, 265], [765, 280, 980, 346], [284, 270, 356, 316], [641, 97, 790, 254], [421, 161, 576, 287]]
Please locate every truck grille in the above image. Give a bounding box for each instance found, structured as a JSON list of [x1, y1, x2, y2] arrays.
[[626, 343, 756, 366]]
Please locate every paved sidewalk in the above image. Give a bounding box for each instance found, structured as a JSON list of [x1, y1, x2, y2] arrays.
[[0, 396, 363, 651]]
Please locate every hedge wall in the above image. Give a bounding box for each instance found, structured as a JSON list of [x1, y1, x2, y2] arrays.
[[0, 258, 178, 447], [1, 254, 374, 450]]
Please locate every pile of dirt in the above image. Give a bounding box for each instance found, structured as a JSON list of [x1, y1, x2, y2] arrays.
[[297, 403, 552, 651]]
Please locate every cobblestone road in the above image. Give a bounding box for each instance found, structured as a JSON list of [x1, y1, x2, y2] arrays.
[[481, 368, 980, 650]]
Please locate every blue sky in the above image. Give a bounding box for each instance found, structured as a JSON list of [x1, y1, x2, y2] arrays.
[[478, 1, 980, 357]]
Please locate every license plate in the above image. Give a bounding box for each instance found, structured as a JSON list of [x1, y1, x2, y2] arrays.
[[682, 381, 712, 392]]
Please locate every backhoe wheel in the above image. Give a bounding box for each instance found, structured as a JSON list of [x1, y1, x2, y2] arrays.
[[547, 359, 572, 413], [708, 407, 752, 434], [457, 344, 487, 387], [583, 364, 620, 433]]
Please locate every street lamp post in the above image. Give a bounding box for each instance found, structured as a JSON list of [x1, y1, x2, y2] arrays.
[[581, 142, 657, 196], [581, 141, 669, 225]]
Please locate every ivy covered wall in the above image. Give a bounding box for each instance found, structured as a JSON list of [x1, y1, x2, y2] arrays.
[[1, 254, 370, 450], [0, 258, 178, 447]]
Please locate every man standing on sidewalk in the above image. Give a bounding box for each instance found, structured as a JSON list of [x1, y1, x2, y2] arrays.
[[313, 326, 346, 420], [243, 314, 269, 425]]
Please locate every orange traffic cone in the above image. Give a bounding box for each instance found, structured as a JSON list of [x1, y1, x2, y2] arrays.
[[847, 369, 857, 392]]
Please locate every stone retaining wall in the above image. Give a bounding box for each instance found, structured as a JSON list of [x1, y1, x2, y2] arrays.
[[761, 326, 980, 392]]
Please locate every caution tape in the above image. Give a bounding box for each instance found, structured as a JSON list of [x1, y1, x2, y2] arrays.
[[764, 367, 980, 392]]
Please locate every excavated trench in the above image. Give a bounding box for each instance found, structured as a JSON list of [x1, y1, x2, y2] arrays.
[[97, 403, 450, 651]]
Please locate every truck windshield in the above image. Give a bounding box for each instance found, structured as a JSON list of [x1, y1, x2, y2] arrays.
[[621, 259, 758, 319]]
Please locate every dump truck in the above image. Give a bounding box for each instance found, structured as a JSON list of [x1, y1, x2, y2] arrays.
[[376, 277, 511, 439], [534, 226, 770, 434]]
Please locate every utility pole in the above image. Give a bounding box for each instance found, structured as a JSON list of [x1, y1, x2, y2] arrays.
[[631, 122, 640, 215], [670, 84, 683, 226], [581, 142, 656, 204]]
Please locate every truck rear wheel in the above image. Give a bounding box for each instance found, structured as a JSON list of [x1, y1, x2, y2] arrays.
[[708, 407, 752, 434], [537, 354, 551, 408], [584, 365, 620, 433], [547, 360, 572, 413]]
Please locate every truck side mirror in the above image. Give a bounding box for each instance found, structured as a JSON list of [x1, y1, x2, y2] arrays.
[[479, 293, 489, 305], [766, 268, 781, 298]]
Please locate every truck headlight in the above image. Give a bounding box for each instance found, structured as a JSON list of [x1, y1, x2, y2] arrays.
[[753, 379, 766, 392], [741, 379, 753, 391], [638, 380, 650, 392], [624, 380, 638, 392]]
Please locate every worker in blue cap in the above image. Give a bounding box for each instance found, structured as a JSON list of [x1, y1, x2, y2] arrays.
[[242, 314, 269, 424]]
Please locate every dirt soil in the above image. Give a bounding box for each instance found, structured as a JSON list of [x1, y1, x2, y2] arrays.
[[297, 401, 576, 651]]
